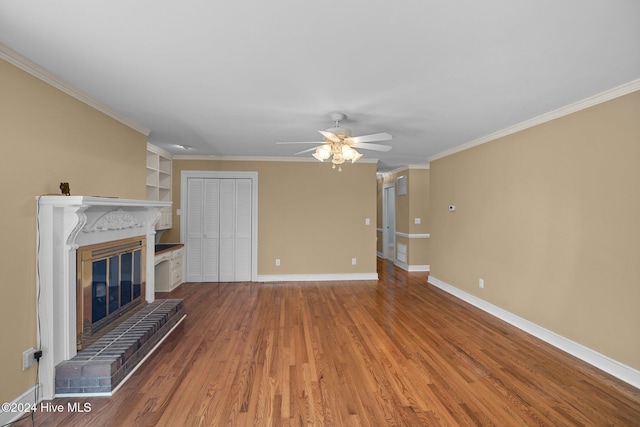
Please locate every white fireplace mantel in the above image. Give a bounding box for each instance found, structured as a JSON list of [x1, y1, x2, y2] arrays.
[[36, 196, 171, 400]]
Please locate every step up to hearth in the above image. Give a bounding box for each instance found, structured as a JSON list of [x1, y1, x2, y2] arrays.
[[55, 299, 185, 396]]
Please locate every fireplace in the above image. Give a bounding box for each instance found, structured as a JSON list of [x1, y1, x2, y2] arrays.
[[36, 196, 171, 400], [76, 236, 146, 349]]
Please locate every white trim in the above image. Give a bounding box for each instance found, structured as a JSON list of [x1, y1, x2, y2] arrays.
[[180, 170, 259, 282], [0, 43, 150, 136], [429, 78, 640, 162], [395, 232, 430, 239], [0, 384, 42, 425], [377, 164, 430, 178], [173, 154, 379, 164], [394, 260, 430, 272], [147, 142, 173, 159], [258, 273, 378, 282], [428, 276, 640, 389]]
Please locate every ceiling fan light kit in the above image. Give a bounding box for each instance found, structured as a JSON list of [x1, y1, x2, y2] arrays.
[[277, 112, 392, 172]]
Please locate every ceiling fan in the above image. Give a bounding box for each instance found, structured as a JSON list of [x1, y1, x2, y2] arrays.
[[277, 112, 392, 171]]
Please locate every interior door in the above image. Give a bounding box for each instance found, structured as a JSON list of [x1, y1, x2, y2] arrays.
[[234, 179, 252, 281], [185, 177, 252, 282], [383, 184, 396, 260], [218, 179, 235, 282], [186, 178, 204, 282], [202, 179, 220, 281]]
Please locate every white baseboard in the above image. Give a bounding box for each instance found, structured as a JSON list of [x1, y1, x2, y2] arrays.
[[394, 261, 430, 272], [428, 276, 640, 390], [257, 273, 378, 282], [0, 383, 42, 426]]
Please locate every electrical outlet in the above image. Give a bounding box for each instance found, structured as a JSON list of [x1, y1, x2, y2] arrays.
[[275, 259, 280, 267], [365, 218, 370, 225], [22, 348, 36, 370], [414, 218, 421, 224], [352, 258, 357, 265], [479, 278, 484, 289]]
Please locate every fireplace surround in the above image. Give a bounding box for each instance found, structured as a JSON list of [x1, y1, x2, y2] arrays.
[[36, 196, 171, 400]]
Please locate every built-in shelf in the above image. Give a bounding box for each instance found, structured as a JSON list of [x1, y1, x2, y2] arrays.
[[146, 143, 173, 230]]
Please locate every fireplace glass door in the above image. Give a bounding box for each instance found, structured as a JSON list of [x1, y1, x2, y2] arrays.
[[77, 236, 146, 349]]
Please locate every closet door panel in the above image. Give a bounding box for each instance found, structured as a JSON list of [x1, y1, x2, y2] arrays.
[[202, 179, 220, 282], [218, 179, 236, 282], [186, 178, 203, 282], [234, 179, 252, 281]]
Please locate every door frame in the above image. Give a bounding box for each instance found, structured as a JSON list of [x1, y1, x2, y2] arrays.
[[382, 183, 396, 261], [180, 171, 258, 281]]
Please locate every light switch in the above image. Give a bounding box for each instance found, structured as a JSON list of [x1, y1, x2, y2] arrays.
[[365, 218, 370, 225]]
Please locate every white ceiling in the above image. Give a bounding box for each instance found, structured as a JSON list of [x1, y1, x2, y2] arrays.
[[1, 1, 639, 171]]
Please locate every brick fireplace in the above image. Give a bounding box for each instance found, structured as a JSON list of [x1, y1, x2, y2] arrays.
[[36, 196, 176, 400]]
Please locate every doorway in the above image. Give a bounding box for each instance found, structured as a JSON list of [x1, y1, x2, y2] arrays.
[[382, 184, 396, 261], [181, 171, 258, 282]]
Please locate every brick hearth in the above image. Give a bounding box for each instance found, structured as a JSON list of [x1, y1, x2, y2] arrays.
[[55, 299, 185, 396]]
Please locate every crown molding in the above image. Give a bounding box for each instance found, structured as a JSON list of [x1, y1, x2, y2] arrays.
[[172, 154, 379, 164], [0, 43, 150, 136], [377, 163, 430, 178], [429, 78, 640, 162], [147, 143, 173, 159]]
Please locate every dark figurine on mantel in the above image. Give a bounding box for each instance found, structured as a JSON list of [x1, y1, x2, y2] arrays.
[[60, 182, 70, 196]]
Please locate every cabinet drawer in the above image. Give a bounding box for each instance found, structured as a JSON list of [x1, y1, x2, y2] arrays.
[[171, 268, 183, 286], [171, 247, 184, 259], [155, 251, 171, 265], [171, 255, 183, 269]]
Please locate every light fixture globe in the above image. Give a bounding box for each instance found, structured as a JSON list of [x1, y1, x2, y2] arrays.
[[312, 144, 331, 161], [341, 145, 355, 159]]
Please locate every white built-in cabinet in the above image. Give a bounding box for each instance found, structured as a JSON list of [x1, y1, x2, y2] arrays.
[[185, 177, 252, 282], [146, 143, 173, 230], [154, 246, 184, 292]]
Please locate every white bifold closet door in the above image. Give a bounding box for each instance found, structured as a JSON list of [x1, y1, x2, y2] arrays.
[[186, 178, 252, 282]]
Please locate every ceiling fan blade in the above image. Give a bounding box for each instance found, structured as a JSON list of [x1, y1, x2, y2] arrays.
[[318, 130, 341, 143], [348, 132, 393, 144], [276, 141, 324, 145], [350, 141, 393, 152], [294, 146, 323, 155]]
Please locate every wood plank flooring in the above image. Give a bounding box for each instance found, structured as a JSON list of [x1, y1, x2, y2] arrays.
[[16, 259, 640, 426]]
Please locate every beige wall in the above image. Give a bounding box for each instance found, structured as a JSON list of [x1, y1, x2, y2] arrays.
[[0, 59, 147, 403], [164, 160, 378, 275], [406, 169, 430, 266], [430, 90, 640, 370]]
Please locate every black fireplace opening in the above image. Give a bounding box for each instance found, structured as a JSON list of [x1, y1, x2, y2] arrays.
[[78, 237, 146, 349], [90, 250, 142, 324]]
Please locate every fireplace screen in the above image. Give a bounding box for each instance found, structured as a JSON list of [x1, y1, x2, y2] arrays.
[[77, 236, 146, 349]]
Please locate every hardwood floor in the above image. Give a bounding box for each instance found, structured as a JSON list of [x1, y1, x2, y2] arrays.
[[16, 259, 640, 426]]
